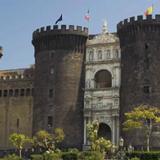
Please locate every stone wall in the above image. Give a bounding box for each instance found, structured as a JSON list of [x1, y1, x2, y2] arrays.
[[0, 68, 33, 149]]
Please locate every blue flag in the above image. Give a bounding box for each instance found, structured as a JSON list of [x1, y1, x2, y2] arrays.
[[55, 14, 63, 24]]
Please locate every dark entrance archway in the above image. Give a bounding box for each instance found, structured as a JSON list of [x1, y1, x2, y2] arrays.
[[98, 123, 112, 140]]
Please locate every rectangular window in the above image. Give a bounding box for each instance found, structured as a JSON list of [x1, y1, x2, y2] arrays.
[[15, 89, 19, 97], [16, 119, 20, 128], [9, 89, 13, 96], [50, 52, 55, 59], [143, 86, 150, 94], [106, 50, 111, 59], [47, 116, 53, 128], [49, 89, 53, 98], [20, 89, 25, 96], [26, 88, 31, 96], [3, 90, 8, 97]]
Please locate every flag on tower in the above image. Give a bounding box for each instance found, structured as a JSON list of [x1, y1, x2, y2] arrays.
[[55, 14, 63, 24], [84, 10, 90, 21], [144, 5, 153, 16]]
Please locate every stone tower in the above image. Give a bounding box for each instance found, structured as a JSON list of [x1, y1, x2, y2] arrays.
[[117, 15, 160, 149], [32, 25, 88, 148]]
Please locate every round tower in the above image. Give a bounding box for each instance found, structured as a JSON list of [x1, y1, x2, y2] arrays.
[[117, 15, 160, 149], [0, 46, 3, 58], [32, 25, 88, 148]]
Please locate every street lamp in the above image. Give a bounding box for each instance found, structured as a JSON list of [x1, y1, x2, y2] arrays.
[[0, 46, 3, 58], [116, 137, 126, 160], [128, 144, 133, 152], [119, 137, 124, 149]]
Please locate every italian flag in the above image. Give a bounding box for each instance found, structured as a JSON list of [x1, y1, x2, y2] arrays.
[[84, 10, 90, 21]]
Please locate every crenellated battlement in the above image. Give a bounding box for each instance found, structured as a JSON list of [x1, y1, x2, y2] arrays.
[[117, 14, 160, 32], [0, 68, 34, 81], [0, 74, 33, 81], [32, 25, 88, 52], [33, 25, 88, 39]]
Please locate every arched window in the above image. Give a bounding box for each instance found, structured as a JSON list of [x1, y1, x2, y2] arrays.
[[98, 50, 102, 60], [89, 50, 94, 61], [106, 49, 111, 59], [95, 70, 112, 88], [115, 49, 119, 58]]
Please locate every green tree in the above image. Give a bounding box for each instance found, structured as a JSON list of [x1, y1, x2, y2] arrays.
[[33, 128, 64, 152], [33, 130, 53, 151], [87, 121, 112, 158], [9, 133, 32, 158], [54, 128, 65, 146], [123, 105, 160, 152]]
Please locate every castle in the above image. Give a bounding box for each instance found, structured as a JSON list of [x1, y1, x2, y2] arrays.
[[0, 14, 160, 150]]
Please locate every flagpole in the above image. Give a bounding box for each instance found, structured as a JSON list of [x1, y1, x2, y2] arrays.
[[84, 9, 90, 35]]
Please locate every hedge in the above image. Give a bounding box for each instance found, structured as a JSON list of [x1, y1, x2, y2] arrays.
[[62, 152, 79, 160], [31, 154, 43, 160], [126, 151, 160, 160], [79, 151, 104, 160], [43, 152, 61, 160], [0, 154, 22, 160]]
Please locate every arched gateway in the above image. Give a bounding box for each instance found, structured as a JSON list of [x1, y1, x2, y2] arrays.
[[98, 123, 112, 140]]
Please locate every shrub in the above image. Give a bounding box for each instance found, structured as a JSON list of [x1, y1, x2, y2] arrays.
[[43, 152, 61, 160], [126, 151, 160, 160], [62, 152, 79, 160], [67, 148, 79, 154], [2, 154, 22, 160], [130, 157, 140, 160], [79, 151, 104, 160], [31, 154, 43, 160]]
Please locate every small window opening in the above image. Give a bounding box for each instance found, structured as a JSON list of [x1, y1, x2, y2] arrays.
[[143, 86, 150, 94], [9, 89, 13, 96], [16, 118, 20, 128], [49, 89, 53, 98], [47, 116, 53, 128], [15, 89, 19, 97], [26, 88, 31, 96], [3, 90, 8, 97], [20, 89, 25, 96], [145, 43, 149, 50]]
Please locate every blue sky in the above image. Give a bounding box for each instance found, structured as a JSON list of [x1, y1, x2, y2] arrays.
[[0, 0, 159, 69]]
